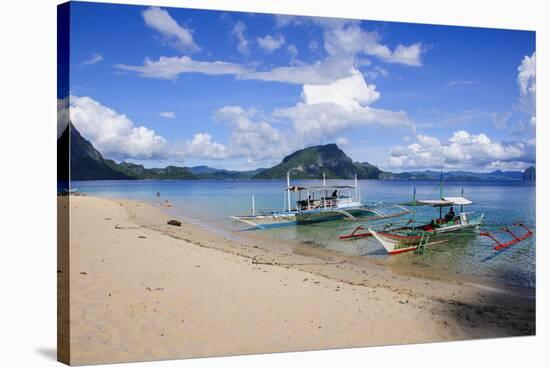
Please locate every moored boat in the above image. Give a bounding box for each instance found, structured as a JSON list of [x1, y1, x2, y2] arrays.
[[231, 173, 409, 229], [368, 203, 484, 255], [340, 173, 485, 254]]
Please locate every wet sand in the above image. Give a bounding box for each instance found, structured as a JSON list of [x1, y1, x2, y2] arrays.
[[66, 195, 535, 365]]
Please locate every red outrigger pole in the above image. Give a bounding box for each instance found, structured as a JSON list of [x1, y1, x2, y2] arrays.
[[339, 226, 372, 240], [479, 223, 534, 251]]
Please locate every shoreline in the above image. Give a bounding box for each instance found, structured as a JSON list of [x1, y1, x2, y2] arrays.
[[149, 194, 534, 299], [67, 195, 535, 365]]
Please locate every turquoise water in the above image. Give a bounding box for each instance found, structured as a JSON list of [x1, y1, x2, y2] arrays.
[[73, 179, 536, 294]]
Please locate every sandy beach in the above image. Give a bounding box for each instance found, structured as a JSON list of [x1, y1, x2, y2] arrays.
[[65, 195, 535, 365]]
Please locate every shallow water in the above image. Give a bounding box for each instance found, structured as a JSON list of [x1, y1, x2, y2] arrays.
[[73, 179, 536, 295]]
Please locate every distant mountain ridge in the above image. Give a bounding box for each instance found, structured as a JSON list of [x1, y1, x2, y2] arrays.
[[106, 161, 195, 180], [252, 144, 534, 181], [187, 166, 265, 179], [380, 169, 527, 181], [61, 123, 134, 180], [254, 144, 381, 179], [62, 124, 535, 181]]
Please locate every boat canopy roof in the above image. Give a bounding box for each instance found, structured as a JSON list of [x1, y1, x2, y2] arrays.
[[288, 185, 355, 192], [401, 197, 473, 207], [443, 197, 473, 205]]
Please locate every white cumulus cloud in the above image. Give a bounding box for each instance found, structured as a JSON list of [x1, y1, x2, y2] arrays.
[[184, 133, 228, 160], [301, 70, 380, 107], [246, 57, 354, 85], [363, 65, 389, 80], [517, 51, 536, 116], [142, 7, 199, 52], [387, 130, 535, 170], [242, 57, 354, 85], [69, 96, 169, 160], [323, 23, 424, 66], [274, 70, 412, 142], [257, 34, 285, 52], [287, 44, 298, 60], [276, 17, 424, 66], [336, 137, 350, 146], [232, 21, 249, 55], [214, 106, 293, 161]]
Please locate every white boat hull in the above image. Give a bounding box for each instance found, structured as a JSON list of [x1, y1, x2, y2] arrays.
[[368, 229, 450, 254], [295, 206, 376, 223], [369, 217, 483, 255], [230, 214, 296, 228], [232, 205, 392, 229]]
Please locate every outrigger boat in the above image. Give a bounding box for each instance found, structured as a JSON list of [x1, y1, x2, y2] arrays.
[[231, 172, 409, 229], [340, 173, 485, 254], [340, 173, 534, 255], [367, 195, 484, 255]]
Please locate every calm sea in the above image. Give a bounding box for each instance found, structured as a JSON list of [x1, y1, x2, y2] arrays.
[[73, 179, 536, 295]]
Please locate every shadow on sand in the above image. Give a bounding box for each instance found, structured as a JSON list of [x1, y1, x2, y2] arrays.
[[435, 283, 535, 338]]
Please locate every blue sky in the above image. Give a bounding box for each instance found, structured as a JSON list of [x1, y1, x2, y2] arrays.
[[62, 1, 536, 172]]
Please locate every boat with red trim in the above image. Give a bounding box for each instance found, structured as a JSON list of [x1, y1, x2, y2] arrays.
[[368, 206, 484, 255], [340, 172, 484, 254]]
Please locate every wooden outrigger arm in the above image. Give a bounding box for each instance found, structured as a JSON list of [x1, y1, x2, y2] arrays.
[[338, 206, 411, 240], [333, 209, 358, 221], [336, 206, 406, 222], [479, 223, 534, 251], [339, 218, 413, 240], [339, 225, 371, 240]]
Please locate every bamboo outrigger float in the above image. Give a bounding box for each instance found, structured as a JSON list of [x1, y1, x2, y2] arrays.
[[480, 223, 534, 250], [231, 172, 409, 229]]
